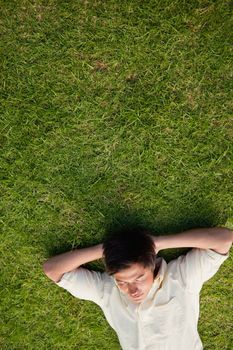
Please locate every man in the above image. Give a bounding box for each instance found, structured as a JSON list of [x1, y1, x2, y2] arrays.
[[43, 227, 232, 350]]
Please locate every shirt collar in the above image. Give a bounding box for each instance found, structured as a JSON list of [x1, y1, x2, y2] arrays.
[[146, 257, 167, 300]]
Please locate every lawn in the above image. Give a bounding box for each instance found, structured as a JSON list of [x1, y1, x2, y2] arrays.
[[1, 0, 232, 349]]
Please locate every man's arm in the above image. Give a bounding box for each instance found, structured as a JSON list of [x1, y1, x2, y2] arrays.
[[153, 227, 233, 255], [43, 244, 103, 283]]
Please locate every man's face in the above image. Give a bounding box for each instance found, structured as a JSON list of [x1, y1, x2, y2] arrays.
[[114, 263, 155, 303]]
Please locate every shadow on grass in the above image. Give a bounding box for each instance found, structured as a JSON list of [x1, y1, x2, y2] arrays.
[[102, 198, 227, 262], [45, 197, 227, 265]]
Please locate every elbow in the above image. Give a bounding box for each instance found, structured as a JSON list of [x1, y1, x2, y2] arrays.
[[43, 261, 61, 283], [221, 227, 233, 243], [43, 260, 52, 278], [225, 228, 233, 249], [218, 227, 233, 254]]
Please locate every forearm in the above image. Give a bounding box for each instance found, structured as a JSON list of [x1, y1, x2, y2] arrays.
[[43, 244, 103, 282], [154, 227, 233, 255]]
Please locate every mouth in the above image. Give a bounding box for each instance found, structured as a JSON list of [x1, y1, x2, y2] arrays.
[[131, 293, 143, 300]]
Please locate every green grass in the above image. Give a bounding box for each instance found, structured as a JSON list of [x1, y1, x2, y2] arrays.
[[1, 0, 232, 349]]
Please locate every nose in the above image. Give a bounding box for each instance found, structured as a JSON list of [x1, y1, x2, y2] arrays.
[[128, 284, 139, 296]]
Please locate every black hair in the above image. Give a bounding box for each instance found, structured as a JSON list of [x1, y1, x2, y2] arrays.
[[103, 228, 156, 275]]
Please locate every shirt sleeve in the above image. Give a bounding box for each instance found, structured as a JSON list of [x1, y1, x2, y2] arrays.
[[56, 267, 110, 306], [173, 248, 229, 293]]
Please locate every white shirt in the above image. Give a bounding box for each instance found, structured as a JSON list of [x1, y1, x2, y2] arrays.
[[57, 248, 228, 350]]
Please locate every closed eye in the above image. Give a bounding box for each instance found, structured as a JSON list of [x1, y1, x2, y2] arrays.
[[116, 281, 127, 286], [115, 274, 146, 285], [135, 275, 145, 282]]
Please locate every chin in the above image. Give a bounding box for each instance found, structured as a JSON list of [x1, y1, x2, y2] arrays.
[[133, 299, 143, 304]]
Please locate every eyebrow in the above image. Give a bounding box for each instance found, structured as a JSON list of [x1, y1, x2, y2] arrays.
[[115, 273, 145, 283]]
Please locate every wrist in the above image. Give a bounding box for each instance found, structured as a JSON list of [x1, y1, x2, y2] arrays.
[[96, 243, 104, 259], [151, 236, 163, 254], [152, 235, 174, 253]]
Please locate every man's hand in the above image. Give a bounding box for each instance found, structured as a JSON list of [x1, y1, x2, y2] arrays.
[[152, 227, 233, 255]]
